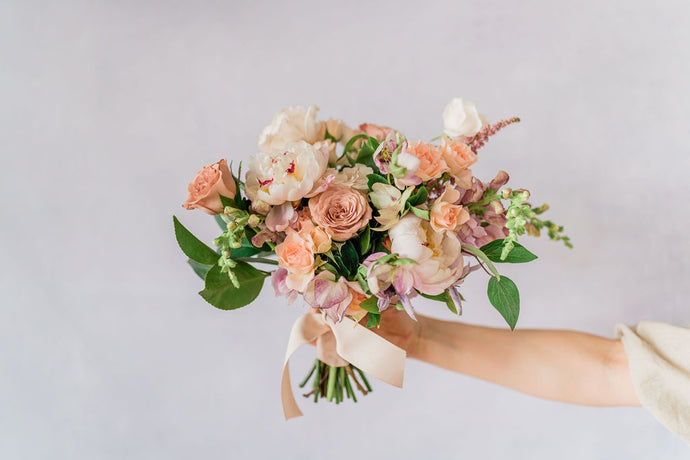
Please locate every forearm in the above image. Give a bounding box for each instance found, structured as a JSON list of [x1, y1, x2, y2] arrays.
[[410, 316, 640, 407]]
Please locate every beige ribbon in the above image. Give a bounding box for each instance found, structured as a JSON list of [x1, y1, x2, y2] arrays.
[[281, 311, 406, 420]]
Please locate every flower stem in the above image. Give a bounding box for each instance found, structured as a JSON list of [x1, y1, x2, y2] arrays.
[[354, 366, 373, 392], [326, 365, 338, 402], [299, 361, 317, 388]]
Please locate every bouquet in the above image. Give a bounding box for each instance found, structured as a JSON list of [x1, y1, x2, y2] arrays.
[[173, 98, 571, 418]]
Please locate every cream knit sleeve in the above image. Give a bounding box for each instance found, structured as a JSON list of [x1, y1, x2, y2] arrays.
[[615, 321, 690, 444]]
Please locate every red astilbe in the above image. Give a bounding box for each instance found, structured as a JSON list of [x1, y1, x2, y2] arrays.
[[465, 117, 521, 152]]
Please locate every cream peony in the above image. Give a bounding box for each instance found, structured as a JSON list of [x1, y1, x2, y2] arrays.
[[258, 105, 325, 154], [442, 98, 483, 138], [389, 214, 464, 296], [244, 141, 329, 205]]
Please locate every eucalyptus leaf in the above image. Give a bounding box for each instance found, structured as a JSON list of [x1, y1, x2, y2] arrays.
[[198, 262, 268, 310], [480, 239, 538, 263], [487, 276, 520, 330], [173, 216, 220, 265]]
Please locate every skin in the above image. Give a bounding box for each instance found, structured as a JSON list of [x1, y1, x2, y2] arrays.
[[360, 309, 641, 407]]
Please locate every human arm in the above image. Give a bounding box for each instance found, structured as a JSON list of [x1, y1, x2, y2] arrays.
[[369, 309, 640, 407]]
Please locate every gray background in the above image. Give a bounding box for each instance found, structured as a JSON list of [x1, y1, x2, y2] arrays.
[[2, 0, 689, 458]]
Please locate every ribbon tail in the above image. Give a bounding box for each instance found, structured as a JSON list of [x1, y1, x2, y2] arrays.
[[281, 312, 330, 420], [329, 317, 406, 388]]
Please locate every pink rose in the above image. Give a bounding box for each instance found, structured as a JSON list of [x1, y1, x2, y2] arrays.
[[406, 141, 449, 181], [440, 139, 477, 178], [308, 186, 372, 241], [182, 159, 237, 215]]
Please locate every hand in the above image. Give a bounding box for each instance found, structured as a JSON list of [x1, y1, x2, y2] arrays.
[[359, 308, 423, 357]]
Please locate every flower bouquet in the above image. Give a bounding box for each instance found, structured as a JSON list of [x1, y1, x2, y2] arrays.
[[173, 98, 571, 418]]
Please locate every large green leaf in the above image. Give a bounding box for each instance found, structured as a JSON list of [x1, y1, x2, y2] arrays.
[[230, 237, 262, 259], [173, 216, 219, 265], [358, 296, 380, 314], [356, 138, 380, 171], [487, 276, 520, 330], [198, 262, 268, 310], [419, 290, 459, 315], [407, 186, 428, 207], [367, 174, 388, 190], [358, 226, 371, 254], [188, 259, 212, 280], [340, 240, 359, 277], [480, 239, 538, 263]]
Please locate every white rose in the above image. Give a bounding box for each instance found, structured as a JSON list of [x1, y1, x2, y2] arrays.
[[258, 105, 325, 153], [245, 141, 329, 205], [442, 98, 483, 138], [389, 213, 464, 295]]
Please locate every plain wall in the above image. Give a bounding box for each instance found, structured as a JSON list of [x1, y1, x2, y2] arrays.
[[1, 0, 689, 458]]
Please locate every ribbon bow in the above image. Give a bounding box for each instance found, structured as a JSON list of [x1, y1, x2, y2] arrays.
[[281, 311, 406, 419]]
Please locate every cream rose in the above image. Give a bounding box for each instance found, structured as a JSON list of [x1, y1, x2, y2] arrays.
[[182, 159, 237, 215], [308, 185, 372, 241], [244, 141, 329, 205], [430, 184, 470, 233], [258, 105, 325, 154], [442, 98, 483, 138]]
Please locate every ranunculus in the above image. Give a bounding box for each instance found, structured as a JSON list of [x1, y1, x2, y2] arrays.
[[296, 217, 332, 253], [389, 214, 464, 296], [182, 159, 237, 215], [430, 184, 470, 233], [308, 185, 372, 241], [275, 231, 315, 292], [440, 138, 477, 178], [406, 141, 448, 181], [244, 141, 329, 205], [442, 98, 483, 138], [330, 164, 373, 191], [258, 105, 325, 154]]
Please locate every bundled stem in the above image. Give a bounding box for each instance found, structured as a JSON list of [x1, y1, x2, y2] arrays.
[[301, 359, 372, 404]]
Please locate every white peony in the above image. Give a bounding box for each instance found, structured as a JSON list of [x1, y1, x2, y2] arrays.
[[389, 213, 464, 295], [442, 98, 483, 138], [245, 141, 329, 205], [258, 105, 325, 153]]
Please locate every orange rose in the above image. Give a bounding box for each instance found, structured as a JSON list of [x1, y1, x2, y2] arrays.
[[182, 159, 237, 215], [308, 186, 372, 241], [430, 184, 470, 232], [406, 141, 448, 181], [440, 138, 477, 178]]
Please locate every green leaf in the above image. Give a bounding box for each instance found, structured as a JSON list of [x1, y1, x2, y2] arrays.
[[341, 133, 368, 157], [358, 226, 371, 254], [407, 186, 428, 207], [198, 262, 268, 310], [230, 237, 261, 258], [462, 244, 501, 279], [358, 296, 380, 314], [408, 206, 430, 220], [366, 312, 381, 328], [187, 259, 212, 280], [480, 239, 538, 263], [340, 240, 359, 277], [356, 138, 380, 171], [420, 290, 459, 315], [233, 162, 244, 209], [219, 194, 236, 209], [487, 276, 520, 330], [214, 214, 227, 230], [173, 216, 220, 265], [367, 173, 388, 190]]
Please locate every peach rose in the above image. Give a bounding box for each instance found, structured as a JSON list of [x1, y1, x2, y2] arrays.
[[359, 123, 393, 140], [440, 138, 477, 178], [308, 185, 372, 241], [182, 159, 237, 215], [275, 231, 315, 292], [406, 141, 448, 181], [430, 184, 470, 233]]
